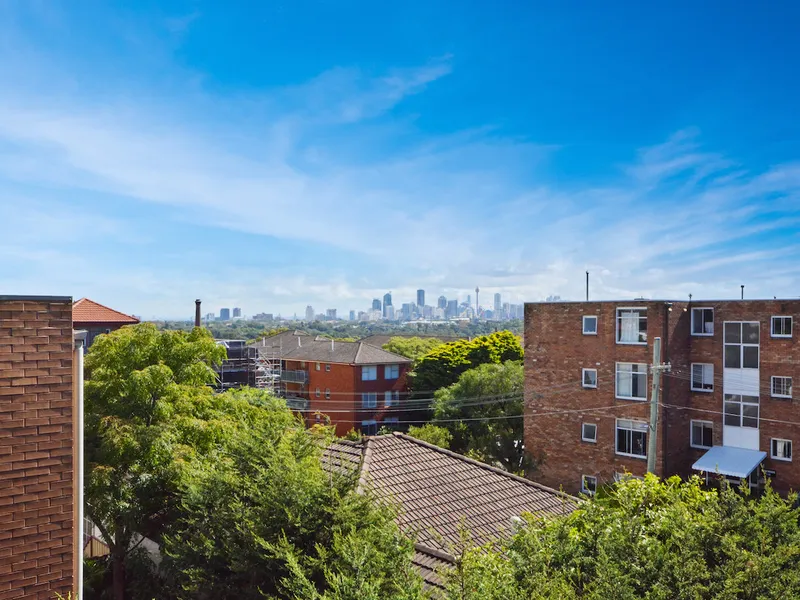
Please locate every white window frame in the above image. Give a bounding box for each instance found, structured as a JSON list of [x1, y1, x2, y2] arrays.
[[385, 364, 400, 380], [615, 362, 648, 401], [361, 392, 377, 409], [315, 387, 320, 398], [325, 388, 330, 399], [361, 365, 377, 381], [690, 363, 714, 392], [361, 419, 378, 435], [315, 362, 321, 371], [616, 307, 647, 345], [582, 368, 598, 389], [325, 364, 331, 372], [691, 307, 714, 336], [690, 420, 713, 449], [615, 419, 648, 459], [771, 316, 793, 338], [771, 376, 793, 399], [723, 394, 759, 428], [723, 321, 760, 369], [385, 390, 398, 407], [582, 315, 598, 335], [771, 438, 792, 462], [581, 475, 597, 495], [581, 422, 597, 443]]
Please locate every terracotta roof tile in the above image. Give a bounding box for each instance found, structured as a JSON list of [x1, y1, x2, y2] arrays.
[[73, 298, 139, 325]]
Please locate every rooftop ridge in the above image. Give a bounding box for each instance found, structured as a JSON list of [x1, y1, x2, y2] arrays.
[[390, 432, 578, 504], [73, 297, 139, 324], [414, 542, 456, 564]]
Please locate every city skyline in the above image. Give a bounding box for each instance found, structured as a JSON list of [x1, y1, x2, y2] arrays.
[[1, 3, 799, 320]]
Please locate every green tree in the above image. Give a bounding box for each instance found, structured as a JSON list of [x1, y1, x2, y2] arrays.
[[161, 392, 425, 600], [84, 323, 226, 600], [432, 361, 525, 471], [410, 331, 522, 395], [406, 424, 453, 449], [446, 475, 800, 599], [382, 337, 445, 362]]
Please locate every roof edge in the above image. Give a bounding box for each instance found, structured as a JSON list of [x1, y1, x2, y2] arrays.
[[391, 432, 579, 503], [356, 437, 374, 493], [0, 295, 72, 302], [414, 542, 456, 564]]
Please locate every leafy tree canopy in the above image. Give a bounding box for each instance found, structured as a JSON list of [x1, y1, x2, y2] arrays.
[[382, 336, 445, 361], [406, 424, 453, 449], [410, 331, 523, 394], [445, 475, 800, 600]]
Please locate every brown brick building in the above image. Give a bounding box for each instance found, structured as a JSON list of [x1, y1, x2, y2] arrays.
[[525, 299, 800, 496], [262, 336, 411, 436], [72, 297, 139, 348], [1, 296, 78, 599]]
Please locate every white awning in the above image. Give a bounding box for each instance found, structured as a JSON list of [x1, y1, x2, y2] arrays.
[[692, 445, 767, 479]]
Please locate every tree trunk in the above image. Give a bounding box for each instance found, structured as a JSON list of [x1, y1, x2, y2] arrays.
[[112, 546, 126, 600]]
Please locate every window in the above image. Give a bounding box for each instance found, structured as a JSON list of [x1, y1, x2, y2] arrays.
[[772, 316, 793, 338], [361, 420, 378, 436], [690, 420, 713, 449], [615, 419, 648, 458], [325, 364, 331, 372], [723, 394, 759, 428], [362, 365, 377, 381], [582, 368, 598, 389], [385, 364, 400, 379], [315, 362, 321, 371], [581, 422, 597, 443], [385, 390, 399, 407], [616, 308, 647, 344], [616, 363, 647, 400], [582, 315, 598, 335], [691, 308, 714, 336], [691, 363, 714, 392], [315, 387, 320, 398], [723, 322, 760, 369], [300, 361, 307, 368], [771, 438, 792, 461], [361, 392, 377, 409], [772, 376, 793, 399], [325, 388, 330, 399], [382, 417, 400, 430], [581, 475, 597, 495]]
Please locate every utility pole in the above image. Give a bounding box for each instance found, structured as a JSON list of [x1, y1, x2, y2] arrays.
[[647, 337, 671, 475]]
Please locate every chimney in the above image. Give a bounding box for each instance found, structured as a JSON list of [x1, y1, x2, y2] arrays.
[[194, 299, 201, 327], [331, 338, 334, 352]]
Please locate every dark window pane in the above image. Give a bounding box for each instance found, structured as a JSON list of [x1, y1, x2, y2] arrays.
[[743, 346, 759, 368], [742, 323, 760, 343], [724, 402, 740, 426], [617, 428, 628, 453], [702, 426, 713, 447], [724, 322, 741, 343], [724, 345, 741, 368], [742, 404, 759, 428], [632, 431, 647, 456]]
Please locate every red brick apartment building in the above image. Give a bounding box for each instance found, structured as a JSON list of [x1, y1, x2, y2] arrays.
[[1, 296, 79, 599], [525, 299, 800, 496], [276, 338, 411, 436]]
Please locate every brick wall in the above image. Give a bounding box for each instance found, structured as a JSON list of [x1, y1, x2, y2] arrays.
[[525, 299, 800, 496], [0, 297, 75, 599]]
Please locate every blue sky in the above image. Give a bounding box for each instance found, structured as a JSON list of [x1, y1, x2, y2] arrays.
[[1, 1, 799, 319]]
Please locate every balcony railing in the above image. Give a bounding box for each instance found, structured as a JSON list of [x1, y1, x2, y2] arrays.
[[281, 370, 308, 384]]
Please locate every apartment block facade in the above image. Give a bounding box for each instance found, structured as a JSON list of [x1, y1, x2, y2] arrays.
[[525, 299, 800, 496], [1, 296, 77, 598]]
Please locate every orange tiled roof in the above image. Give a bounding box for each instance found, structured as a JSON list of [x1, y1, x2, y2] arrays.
[[73, 298, 139, 325]]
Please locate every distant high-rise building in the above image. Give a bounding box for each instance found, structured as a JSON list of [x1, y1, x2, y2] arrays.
[[446, 300, 458, 319], [219, 308, 231, 321], [372, 298, 382, 311], [437, 295, 447, 309], [494, 293, 501, 312], [349, 310, 356, 321], [466, 294, 471, 306], [326, 308, 337, 321], [383, 292, 393, 317], [386, 305, 395, 320], [305, 305, 315, 322], [401, 303, 413, 320], [205, 312, 215, 322], [233, 307, 242, 318], [423, 305, 433, 319], [416, 289, 425, 307]]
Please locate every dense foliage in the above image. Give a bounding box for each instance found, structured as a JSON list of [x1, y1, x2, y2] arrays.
[[406, 423, 453, 449], [382, 336, 445, 361], [410, 331, 523, 394], [444, 475, 800, 600], [432, 361, 525, 471]]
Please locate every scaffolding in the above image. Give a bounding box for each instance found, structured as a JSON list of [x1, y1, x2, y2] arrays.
[[252, 337, 282, 396]]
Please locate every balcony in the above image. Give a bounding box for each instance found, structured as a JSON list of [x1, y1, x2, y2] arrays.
[[281, 370, 309, 384], [285, 396, 310, 411]]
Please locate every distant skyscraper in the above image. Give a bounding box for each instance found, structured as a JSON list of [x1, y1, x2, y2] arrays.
[[349, 310, 356, 321], [219, 308, 231, 321], [233, 307, 242, 318], [438, 295, 447, 309], [372, 298, 381, 311], [326, 308, 337, 321], [446, 299, 458, 319], [466, 294, 471, 306], [401, 303, 413, 320], [417, 289, 425, 308], [383, 292, 392, 317], [494, 293, 501, 312], [386, 305, 395, 320], [305, 305, 315, 322]]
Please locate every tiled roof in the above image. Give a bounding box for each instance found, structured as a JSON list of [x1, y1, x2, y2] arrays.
[[412, 545, 454, 592], [279, 340, 411, 365], [248, 330, 311, 352], [321, 439, 363, 475], [73, 298, 139, 325]]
